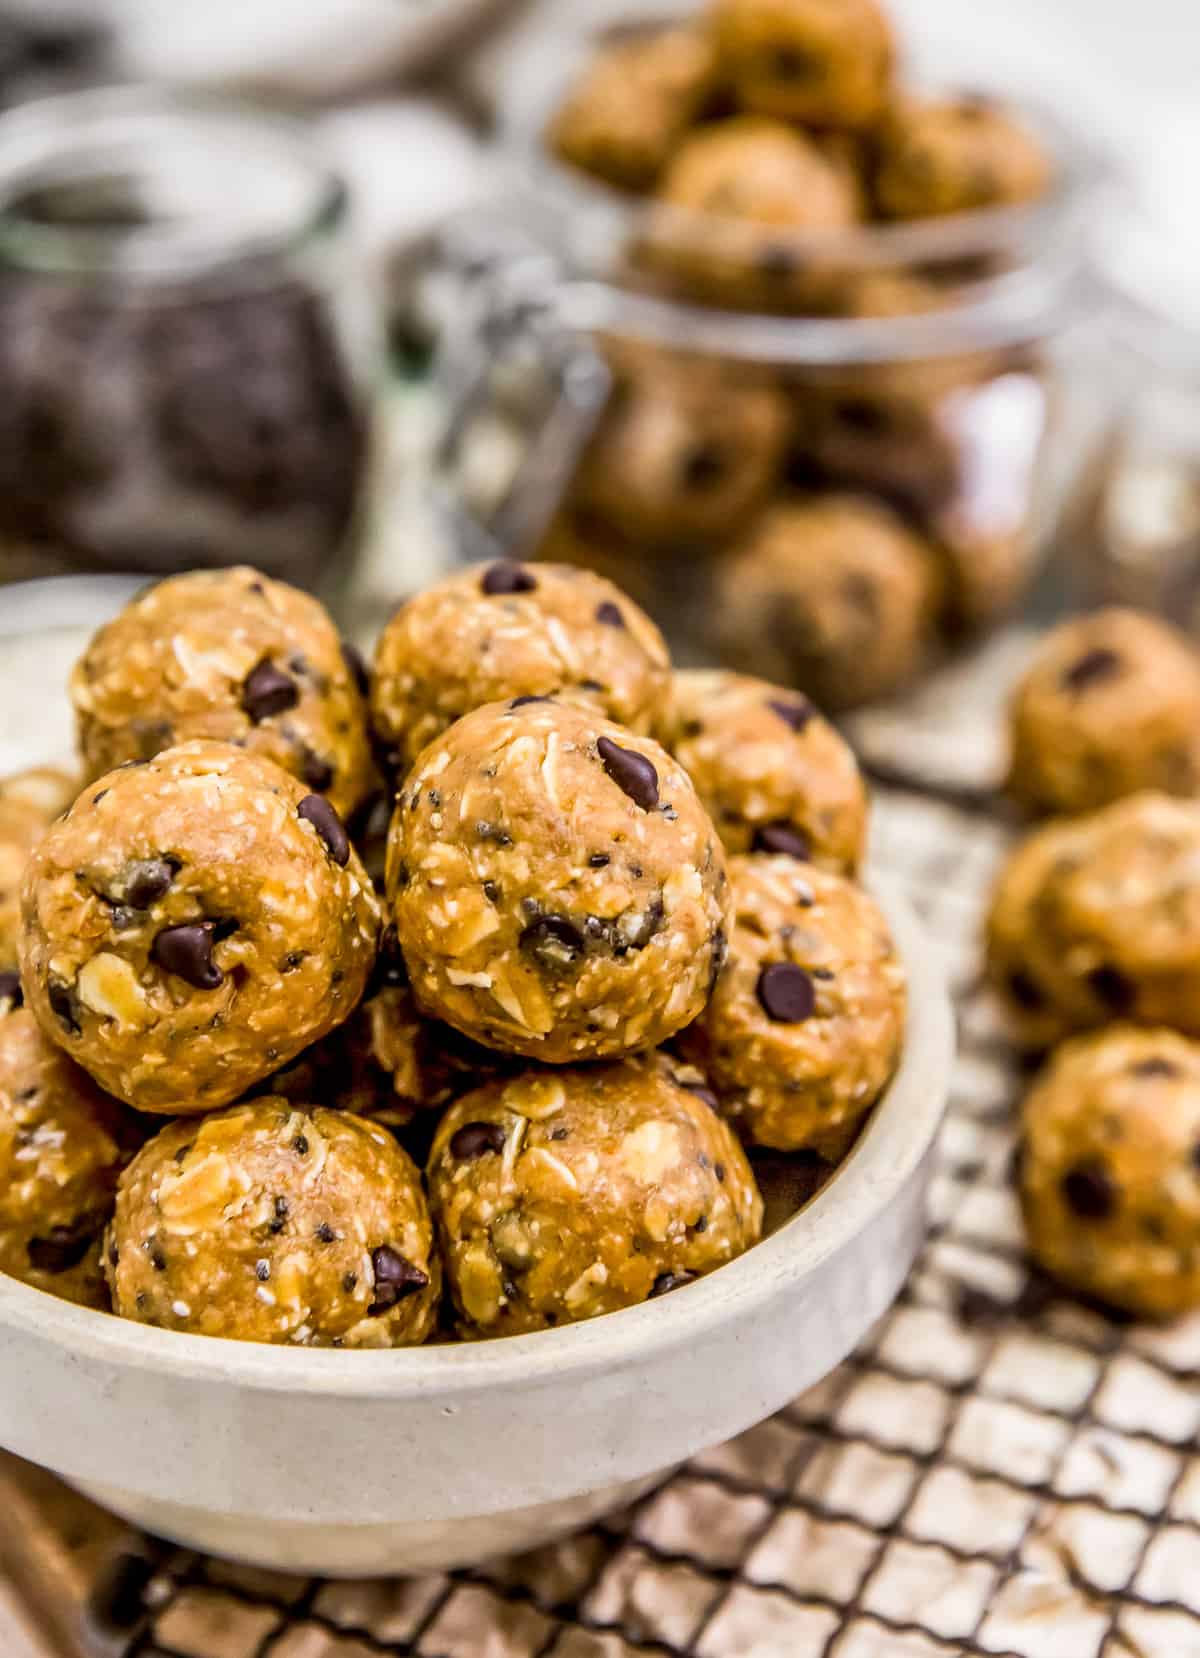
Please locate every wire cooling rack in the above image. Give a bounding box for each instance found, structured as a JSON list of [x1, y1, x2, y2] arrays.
[[2, 781, 1199, 1658]]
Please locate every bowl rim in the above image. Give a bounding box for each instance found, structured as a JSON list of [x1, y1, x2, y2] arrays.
[[0, 878, 952, 1400]]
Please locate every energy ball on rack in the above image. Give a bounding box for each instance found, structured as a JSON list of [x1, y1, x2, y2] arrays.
[[428, 1058, 762, 1336], [573, 340, 790, 545], [660, 669, 867, 872], [876, 95, 1053, 220], [70, 566, 375, 822], [0, 1004, 133, 1310], [0, 767, 77, 966], [680, 855, 905, 1157], [711, 496, 940, 709], [387, 698, 729, 1063], [548, 24, 718, 191], [106, 1099, 440, 1347], [1019, 1026, 1200, 1318], [19, 741, 379, 1114], [711, 0, 895, 128], [1007, 608, 1200, 816], [986, 792, 1200, 1049], [370, 561, 671, 780]]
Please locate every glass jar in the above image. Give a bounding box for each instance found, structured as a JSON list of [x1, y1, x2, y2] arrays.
[[434, 2, 1108, 710], [0, 87, 379, 595]]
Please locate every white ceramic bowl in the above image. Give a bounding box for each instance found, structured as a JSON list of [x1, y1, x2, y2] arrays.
[[0, 576, 951, 1576]]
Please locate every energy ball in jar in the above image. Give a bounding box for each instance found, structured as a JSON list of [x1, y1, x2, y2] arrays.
[[986, 793, 1200, 1049], [712, 496, 940, 709], [387, 698, 729, 1063], [428, 1059, 762, 1337], [370, 560, 671, 780], [70, 567, 375, 822], [573, 340, 790, 545], [106, 1099, 439, 1347], [1019, 1026, 1200, 1319], [19, 741, 379, 1114], [0, 1003, 133, 1309], [0, 768, 77, 967], [548, 24, 718, 191], [875, 95, 1053, 220], [660, 669, 867, 872], [711, 0, 895, 128], [680, 855, 905, 1157], [1007, 609, 1200, 816]]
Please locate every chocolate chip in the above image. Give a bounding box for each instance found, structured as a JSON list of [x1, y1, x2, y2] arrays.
[[597, 736, 659, 811], [715, 1162, 726, 1182], [342, 1271, 358, 1292], [27, 1220, 98, 1274], [368, 1244, 429, 1315], [1088, 965, 1135, 1014], [693, 1215, 708, 1233], [757, 963, 816, 1023], [521, 914, 586, 973], [255, 1259, 270, 1281], [49, 981, 80, 1033], [87, 1548, 161, 1635], [341, 639, 369, 695], [508, 694, 551, 710], [298, 793, 350, 866], [269, 1196, 290, 1234], [0, 970, 21, 1007], [1007, 969, 1044, 1011], [242, 659, 299, 722], [596, 600, 625, 628], [589, 852, 611, 867], [151, 923, 223, 990], [481, 562, 536, 596], [123, 857, 177, 909], [767, 697, 813, 733], [680, 442, 727, 491], [650, 1271, 697, 1298], [300, 750, 334, 792], [449, 1121, 507, 1161], [1131, 1056, 1180, 1079], [315, 1221, 336, 1243], [1063, 647, 1122, 692], [752, 823, 811, 860], [293, 1134, 309, 1155], [1061, 1159, 1117, 1222]]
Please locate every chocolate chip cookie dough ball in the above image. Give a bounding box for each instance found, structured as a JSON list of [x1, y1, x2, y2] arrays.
[[548, 24, 718, 191], [107, 1099, 439, 1346], [574, 341, 789, 545], [680, 856, 905, 1157], [0, 768, 78, 967], [387, 698, 729, 1063], [661, 670, 866, 871], [428, 1059, 762, 1336], [712, 497, 940, 709], [1007, 610, 1200, 816], [370, 561, 671, 780], [876, 95, 1053, 219], [712, 0, 894, 127], [1019, 1027, 1200, 1318], [70, 567, 375, 822], [20, 741, 380, 1114], [0, 1005, 133, 1309], [987, 793, 1200, 1049]]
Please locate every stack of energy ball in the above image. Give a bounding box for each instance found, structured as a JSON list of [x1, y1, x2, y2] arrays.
[[989, 608, 1200, 1320], [0, 561, 905, 1346], [533, 0, 1056, 707]]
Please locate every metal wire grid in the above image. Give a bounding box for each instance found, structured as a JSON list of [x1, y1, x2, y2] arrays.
[[64, 787, 1200, 1658]]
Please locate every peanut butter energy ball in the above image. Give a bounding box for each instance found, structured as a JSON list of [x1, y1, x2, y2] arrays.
[[661, 670, 867, 871], [428, 1059, 762, 1336], [370, 561, 671, 780], [680, 855, 905, 1156], [20, 741, 379, 1113], [0, 1004, 132, 1309], [876, 95, 1052, 219], [107, 1099, 440, 1346], [1020, 1027, 1200, 1318], [70, 566, 375, 821], [712, 0, 895, 128], [987, 793, 1200, 1049], [387, 698, 729, 1063], [1007, 609, 1200, 816], [0, 767, 77, 966]]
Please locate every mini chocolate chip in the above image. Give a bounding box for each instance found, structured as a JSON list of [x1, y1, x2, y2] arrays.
[[300, 750, 334, 792], [449, 1121, 507, 1161], [427, 789, 442, 808], [342, 1271, 358, 1292], [242, 659, 299, 722], [757, 963, 816, 1023], [269, 1196, 290, 1235], [482, 879, 500, 903], [752, 823, 811, 860], [293, 1134, 309, 1155], [597, 736, 659, 811], [149, 1244, 167, 1272], [1063, 647, 1122, 692], [255, 1260, 270, 1281], [0, 970, 21, 1006], [49, 981, 80, 1033], [123, 858, 177, 909], [341, 639, 369, 696], [298, 794, 350, 866], [315, 1222, 336, 1243], [580, 679, 604, 692], [650, 1271, 697, 1298], [596, 600, 625, 628], [1008, 969, 1044, 1011], [1061, 1159, 1117, 1221], [110, 907, 138, 931], [368, 1245, 429, 1315], [88, 1548, 161, 1635], [589, 852, 611, 868], [508, 694, 551, 710], [551, 1125, 569, 1141], [27, 1221, 97, 1274], [151, 923, 223, 990], [1131, 1056, 1180, 1079], [1088, 965, 1135, 1014], [481, 562, 536, 596], [715, 1162, 726, 1183], [693, 1215, 708, 1233], [767, 697, 813, 733], [521, 914, 587, 973]]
